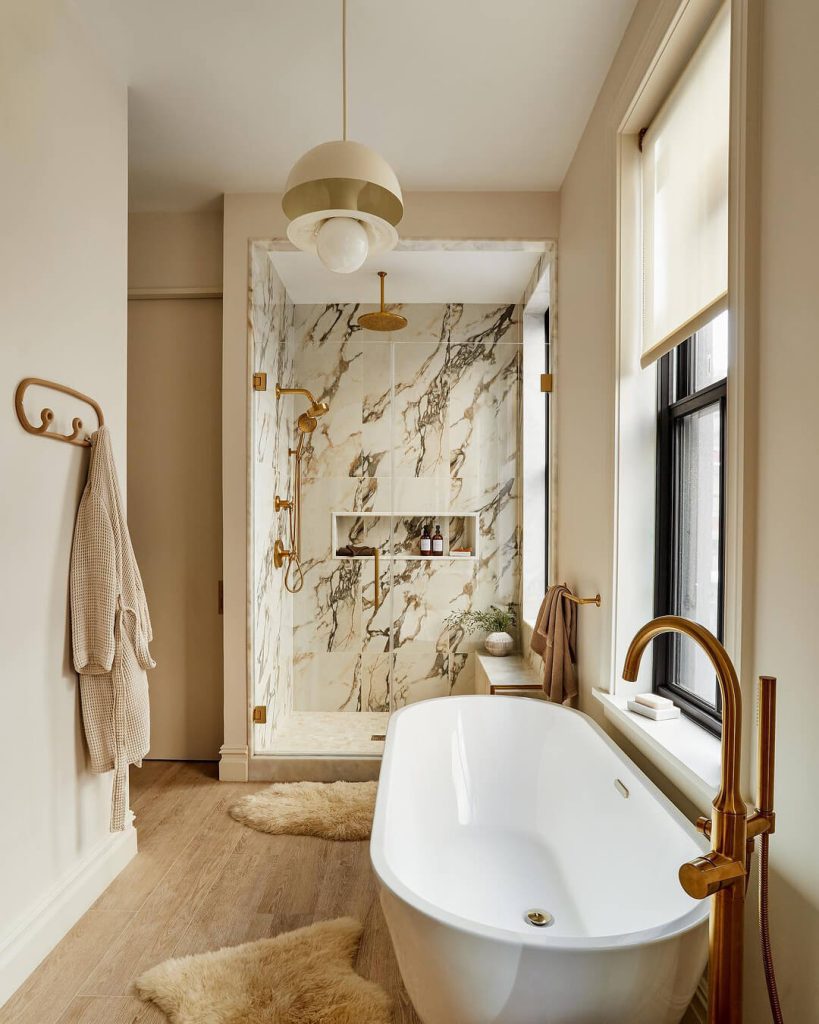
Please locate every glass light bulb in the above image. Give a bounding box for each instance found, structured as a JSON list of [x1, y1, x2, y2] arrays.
[[315, 217, 369, 274]]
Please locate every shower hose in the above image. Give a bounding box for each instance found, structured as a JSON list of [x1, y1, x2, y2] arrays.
[[759, 831, 784, 1023]]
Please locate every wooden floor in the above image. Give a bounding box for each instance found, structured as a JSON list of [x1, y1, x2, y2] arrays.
[[1, 761, 420, 1024]]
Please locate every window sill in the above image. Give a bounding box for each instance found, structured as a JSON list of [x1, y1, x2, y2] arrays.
[[592, 689, 719, 812]]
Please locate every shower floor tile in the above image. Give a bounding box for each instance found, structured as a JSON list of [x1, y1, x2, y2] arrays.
[[266, 711, 390, 756]]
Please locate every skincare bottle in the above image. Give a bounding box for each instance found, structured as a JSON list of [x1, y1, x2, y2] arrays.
[[420, 525, 431, 556], [432, 524, 444, 556]]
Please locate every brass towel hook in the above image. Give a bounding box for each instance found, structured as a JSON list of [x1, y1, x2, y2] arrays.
[[15, 377, 104, 448]]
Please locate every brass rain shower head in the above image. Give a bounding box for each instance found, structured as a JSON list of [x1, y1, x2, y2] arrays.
[[357, 271, 407, 332]]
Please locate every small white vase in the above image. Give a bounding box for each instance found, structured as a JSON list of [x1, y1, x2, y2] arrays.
[[485, 631, 514, 656]]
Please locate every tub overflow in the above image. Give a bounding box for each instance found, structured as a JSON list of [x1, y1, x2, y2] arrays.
[[525, 909, 554, 928]]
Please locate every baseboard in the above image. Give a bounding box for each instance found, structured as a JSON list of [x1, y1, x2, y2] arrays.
[[0, 813, 137, 1007], [219, 744, 249, 781], [248, 754, 381, 782]]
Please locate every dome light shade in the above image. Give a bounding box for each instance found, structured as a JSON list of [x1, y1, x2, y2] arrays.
[[316, 216, 369, 274], [283, 140, 403, 263]]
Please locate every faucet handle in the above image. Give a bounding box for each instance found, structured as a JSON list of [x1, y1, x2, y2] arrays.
[[695, 815, 713, 839], [679, 852, 745, 900]]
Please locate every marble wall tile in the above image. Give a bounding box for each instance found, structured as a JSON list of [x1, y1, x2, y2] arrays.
[[256, 299, 522, 724], [292, 651, 363, 712]]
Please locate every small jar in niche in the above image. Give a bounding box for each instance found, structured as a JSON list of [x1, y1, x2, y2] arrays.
[[432, 524, 444, 556], [420, 525, 431, 556]]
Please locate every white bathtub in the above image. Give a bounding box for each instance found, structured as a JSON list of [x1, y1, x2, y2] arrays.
[[371, 696, 710, 1024]]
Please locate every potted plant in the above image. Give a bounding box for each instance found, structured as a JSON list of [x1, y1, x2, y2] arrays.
[[445, 604, 518, 656]]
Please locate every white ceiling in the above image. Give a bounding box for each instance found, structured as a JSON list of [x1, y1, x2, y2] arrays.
[[270, 248, 544, 304], [71, 0, 638, 211]]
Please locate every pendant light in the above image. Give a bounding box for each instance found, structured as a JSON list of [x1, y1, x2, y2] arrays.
[[357, 272, 407, 331], [282, 0, 403, 274]]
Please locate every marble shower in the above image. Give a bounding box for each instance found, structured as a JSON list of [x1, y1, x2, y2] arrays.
[[250, 243, 523, 755]]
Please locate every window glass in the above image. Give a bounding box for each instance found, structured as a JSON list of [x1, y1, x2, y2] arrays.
[[694, 309, 729, 390], [673, 401, 723, 705]]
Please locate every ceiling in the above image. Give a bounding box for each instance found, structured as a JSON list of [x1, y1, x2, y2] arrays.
[[71, 0, 638, 212], [270, 247, 545, 304]]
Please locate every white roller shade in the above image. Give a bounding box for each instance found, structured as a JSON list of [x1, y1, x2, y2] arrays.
[[641, 4, 730, 369]]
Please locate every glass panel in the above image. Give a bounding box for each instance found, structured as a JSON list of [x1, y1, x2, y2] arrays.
[[694, 309, 729, 390], [673, 400, 722, 705]]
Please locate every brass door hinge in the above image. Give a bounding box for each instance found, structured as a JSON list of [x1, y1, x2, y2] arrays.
[[252, 705, 267, 724], [540, 373, 553, 393], [252, 372, 267, 391]]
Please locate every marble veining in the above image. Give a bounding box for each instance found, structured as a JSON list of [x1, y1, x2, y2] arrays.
[[251, 274, 524, 743]]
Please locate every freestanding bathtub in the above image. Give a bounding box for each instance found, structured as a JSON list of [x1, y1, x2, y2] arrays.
[[370, 696, 710, 1024]]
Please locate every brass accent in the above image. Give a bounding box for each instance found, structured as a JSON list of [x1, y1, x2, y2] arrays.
[[622, 617, 777, 1024], [15, 377, 104, 447], [252, 705, 267, 724], [370, 734, 387, 742], [540, 373, 554, 393], [565, 591, 601, 606], [357, 272, 408, 332], [273, 385, 330, 593], [273, 538, 290, 569], [252, 372, 267, 391], [525, 910, 553, 927]]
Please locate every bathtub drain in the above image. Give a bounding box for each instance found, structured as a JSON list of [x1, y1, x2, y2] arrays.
[[525, 909, 554, 928]]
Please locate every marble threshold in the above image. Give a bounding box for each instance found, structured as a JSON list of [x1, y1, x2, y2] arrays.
[[264, 711, 390, 757]]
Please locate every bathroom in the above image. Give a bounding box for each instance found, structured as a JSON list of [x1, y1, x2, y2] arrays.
[[2, 1, 818, 1023]]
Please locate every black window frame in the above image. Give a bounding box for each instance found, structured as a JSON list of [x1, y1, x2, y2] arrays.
[[654, 334, 727, 736]]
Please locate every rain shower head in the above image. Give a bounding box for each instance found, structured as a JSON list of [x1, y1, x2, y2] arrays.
[[307, 400, 330, 418], [357, 271, 407, 332]]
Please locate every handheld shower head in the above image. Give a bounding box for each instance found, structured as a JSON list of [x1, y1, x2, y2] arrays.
[[297, 412, 318, 434]]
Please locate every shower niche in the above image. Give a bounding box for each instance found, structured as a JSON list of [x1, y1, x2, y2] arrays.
[[331, 513, 478, 560], [249, 240, 548, 764]]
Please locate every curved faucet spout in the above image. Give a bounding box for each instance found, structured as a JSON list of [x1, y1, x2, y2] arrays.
[[622, 615, 744, 816]]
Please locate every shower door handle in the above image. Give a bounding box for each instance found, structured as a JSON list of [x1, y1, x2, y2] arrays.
[[373, 549, 381, 611]]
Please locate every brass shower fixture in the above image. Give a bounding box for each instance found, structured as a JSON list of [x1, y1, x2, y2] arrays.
[[273, 384, 330, 593], [357, 271, 407, 332]]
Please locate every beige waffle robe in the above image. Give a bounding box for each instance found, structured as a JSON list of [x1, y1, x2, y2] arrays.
[[70, 426, 155, 831]]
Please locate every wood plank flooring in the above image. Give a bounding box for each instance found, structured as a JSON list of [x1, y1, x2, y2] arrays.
[[0, 761, 420, 1024]]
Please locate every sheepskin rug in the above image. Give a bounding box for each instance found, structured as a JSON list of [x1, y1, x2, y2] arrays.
[[229, 781, 377, 841], [135, 917, 390, 1024]]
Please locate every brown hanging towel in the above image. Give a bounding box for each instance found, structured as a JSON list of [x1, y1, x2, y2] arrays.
[[530, 583, 578, 705]]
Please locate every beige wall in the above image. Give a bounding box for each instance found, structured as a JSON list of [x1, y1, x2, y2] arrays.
[[127, 212, 224, 760], [129, 211, 223, 293], [556, 0, 818, 1018], [0, 0, 131, 1002], [220, 191, 559, 776]]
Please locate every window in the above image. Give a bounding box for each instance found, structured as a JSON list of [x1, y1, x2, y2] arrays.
[[654, 311, 728, 733]]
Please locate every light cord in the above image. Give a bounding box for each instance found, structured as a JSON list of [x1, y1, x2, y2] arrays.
[[342, 0, 348, 140]]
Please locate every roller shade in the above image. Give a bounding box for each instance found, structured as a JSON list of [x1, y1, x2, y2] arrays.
[[641, 5, 730, 369]]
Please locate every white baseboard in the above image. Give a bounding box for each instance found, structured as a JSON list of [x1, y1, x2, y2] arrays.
[[219, 744, 249, 781], [0, 813, 137, 1008]]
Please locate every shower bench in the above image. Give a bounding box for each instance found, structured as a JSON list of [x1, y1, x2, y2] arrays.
[[475, 654, 547, 700]]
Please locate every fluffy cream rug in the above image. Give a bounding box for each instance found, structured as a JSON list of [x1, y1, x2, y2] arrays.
[[135, 917, 390, 1024], [229, 781, 377, 841]]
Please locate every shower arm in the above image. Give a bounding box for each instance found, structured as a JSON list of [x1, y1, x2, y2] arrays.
[[276, 383, 322, 409]]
